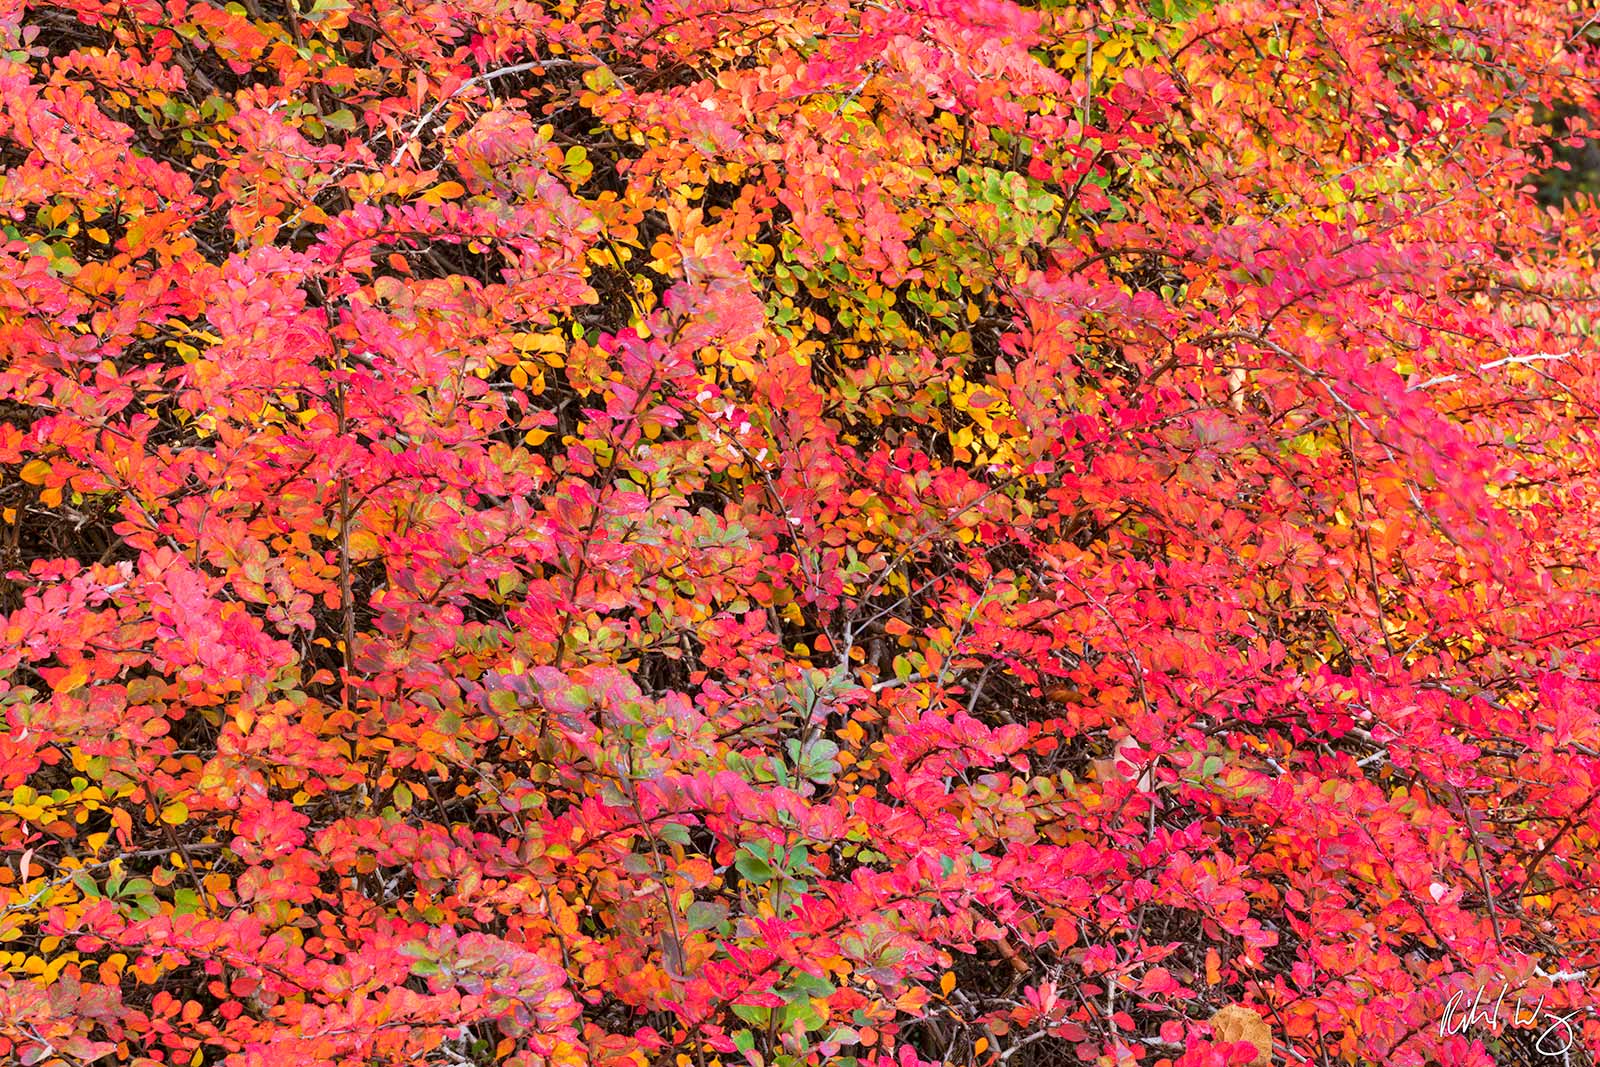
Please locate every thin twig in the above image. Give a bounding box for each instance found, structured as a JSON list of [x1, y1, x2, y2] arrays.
[[390, 60, 594, 167], [1450, 784, 1503, 952]]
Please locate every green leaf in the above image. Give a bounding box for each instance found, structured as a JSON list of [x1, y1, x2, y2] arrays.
[[735, 851, 774, 884], [687, 900, 730, 931], [732, 1004, 771, 1027], [785, 970, 834, 1000]]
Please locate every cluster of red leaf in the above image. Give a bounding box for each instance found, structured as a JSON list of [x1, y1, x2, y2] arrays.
[[4, 0, 1600, 1065]]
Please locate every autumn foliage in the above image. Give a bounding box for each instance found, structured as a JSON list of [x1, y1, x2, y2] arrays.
[[6, 0, 1600, 1064]]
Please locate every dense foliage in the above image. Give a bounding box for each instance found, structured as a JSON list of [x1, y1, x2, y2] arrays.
[[5, 0, 1600, 1064]]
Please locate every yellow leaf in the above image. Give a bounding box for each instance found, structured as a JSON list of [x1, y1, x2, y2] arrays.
[[515, 361, 546, 393], [939, 971, 956, 996], [18, 459, 49, 485], [53, 662, 89, 693], [422, 181, 466, 203], [1208, 1005, 1271, 1066], [514, 331, 568, 356], [348, 529, 380, 556], [160, 801, 188, 826]]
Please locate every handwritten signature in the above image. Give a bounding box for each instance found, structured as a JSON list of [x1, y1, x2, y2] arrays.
[[1439, 982, 1590, 1056]]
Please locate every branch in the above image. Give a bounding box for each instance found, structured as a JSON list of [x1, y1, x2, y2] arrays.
[[1208, 329, 1430, 517], [872, 671, 932, 693], [1480, 351, 1572, 370], [390, 60, 595, 167]]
